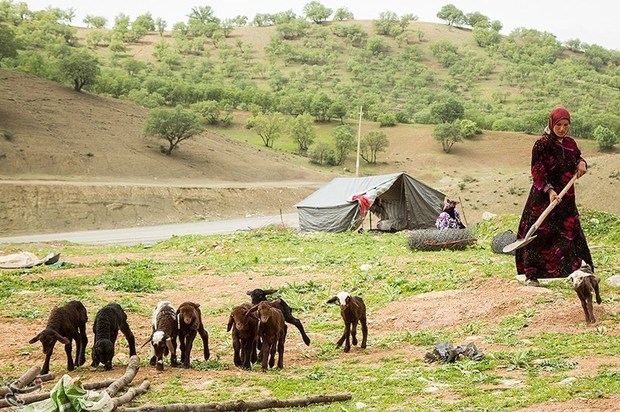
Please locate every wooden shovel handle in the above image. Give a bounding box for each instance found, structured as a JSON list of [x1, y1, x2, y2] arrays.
[[526, 174, 578, 237]]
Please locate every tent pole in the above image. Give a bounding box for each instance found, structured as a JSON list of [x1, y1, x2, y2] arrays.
[[355, 106, 362, 177]]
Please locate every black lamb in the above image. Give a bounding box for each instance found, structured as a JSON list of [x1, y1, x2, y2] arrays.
[[91, 303, 137, 370]]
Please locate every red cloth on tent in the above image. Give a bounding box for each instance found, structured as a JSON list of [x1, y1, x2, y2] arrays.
[[352, 194, 371, 216]]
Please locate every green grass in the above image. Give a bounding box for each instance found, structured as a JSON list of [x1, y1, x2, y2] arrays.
[[1, 212, 619, 410]]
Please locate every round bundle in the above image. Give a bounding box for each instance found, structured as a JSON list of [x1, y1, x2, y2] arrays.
[[491, 230, 518, 255], [408, 229, 476, 251]]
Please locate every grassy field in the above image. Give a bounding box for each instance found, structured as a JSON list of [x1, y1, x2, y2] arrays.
[[0, 211, 619, 410]]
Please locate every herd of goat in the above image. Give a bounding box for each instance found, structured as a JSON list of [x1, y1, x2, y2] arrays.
[[28, 289, 368, 374]]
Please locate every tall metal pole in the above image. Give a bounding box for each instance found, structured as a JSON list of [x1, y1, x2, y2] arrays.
[[355, 106, 362, 177]]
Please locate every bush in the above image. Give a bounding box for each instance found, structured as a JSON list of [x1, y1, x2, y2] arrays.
[[459, 119, 480, 139], [308, 141, 336, 165], [593, 125, 619, 151], [377, 113, 398, 127]]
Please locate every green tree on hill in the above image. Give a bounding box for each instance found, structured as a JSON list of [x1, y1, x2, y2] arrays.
[[433, 121, 462, 153], [144, 105, 203, 155], [59, 49, 100, 91], [333, 7, 354, 21], [247, 112, 287, 148], [437, 4, 465, 28], [291, 113, 315, 155], [332, 125, 356, 164], [360, 130, 388, 164], [0, 24, 18, 60], [83, 15, 107, 29], [303, 1, 332, 24]]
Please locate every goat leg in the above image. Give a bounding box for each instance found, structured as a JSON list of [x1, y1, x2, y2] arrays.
[[183, 331, 196, 368], [120, 323, 137, 357], [169, 341, 178, 367], [578, 293, 590, 323], [277, 331, 286, 369], [268, 338, 277, 369], [178, 331, 187, 365], [286, 315, 311, 346], [232, 338, 242, 367], [41, 352, 53, 375], [360, 317, 368, 349], [594, 279, 602, 305], [198, 326, 210, 360], [586, 296, 595, 323], [261, 341, 271, 372], [77, 325, 88, 366], [351, 320, 358, 346], [65, 342, 75, 371], [343, 323, 352, 352]]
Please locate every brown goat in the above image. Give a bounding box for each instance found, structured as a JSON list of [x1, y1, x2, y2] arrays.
[[246, 288, 311, 345], [326, 292, 368, 352], [176, 302, 210, 368], [248, 300, 287, 371], [568, 261, 602, 323], [227, 303, 259, 370], [29, 300, 88, 374]]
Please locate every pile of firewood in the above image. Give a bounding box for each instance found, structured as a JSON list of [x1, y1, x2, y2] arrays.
[[1, 356, 351, 411]]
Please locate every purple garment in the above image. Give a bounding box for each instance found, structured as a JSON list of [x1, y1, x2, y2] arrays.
[[435, 209, 463, 230], [515, 133, 592, 280]]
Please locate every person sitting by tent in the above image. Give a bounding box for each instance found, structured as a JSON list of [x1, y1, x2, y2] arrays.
[[435, 199, 466, 230]]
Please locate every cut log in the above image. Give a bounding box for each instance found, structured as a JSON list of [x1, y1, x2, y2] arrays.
[[112, 380, 151, 409], [116, 393, 352, 412], [0, 365, 41, 396], [0, 379, 115, 407], [107, 355, 140, 397]]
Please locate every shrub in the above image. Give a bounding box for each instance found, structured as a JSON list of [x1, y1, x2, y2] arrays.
[[593, 125, 619, 151]]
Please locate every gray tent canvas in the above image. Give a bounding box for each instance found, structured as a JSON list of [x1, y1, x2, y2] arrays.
[[296, 172, 446, 233]]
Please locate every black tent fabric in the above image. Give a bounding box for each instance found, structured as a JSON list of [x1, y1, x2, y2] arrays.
[[296, 173, 446, 233]]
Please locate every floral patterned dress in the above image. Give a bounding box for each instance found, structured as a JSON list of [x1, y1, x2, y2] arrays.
[[515, 133, 592, 280]]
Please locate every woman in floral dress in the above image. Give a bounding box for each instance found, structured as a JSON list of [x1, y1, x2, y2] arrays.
[[516, 107, 592, 286]]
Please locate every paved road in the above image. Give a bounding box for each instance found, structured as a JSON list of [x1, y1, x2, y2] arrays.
[[0, 213, 300, 246]]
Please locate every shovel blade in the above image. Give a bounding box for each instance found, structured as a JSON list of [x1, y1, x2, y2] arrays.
[[502, 234, 538, 253]]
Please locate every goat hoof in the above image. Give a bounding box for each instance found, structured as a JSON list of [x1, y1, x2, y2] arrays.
[[343, 347, 350, 353]]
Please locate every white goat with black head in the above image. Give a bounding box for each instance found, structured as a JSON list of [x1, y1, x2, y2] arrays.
[[326, 291, 367, 352], [144, 301, 178, 371]]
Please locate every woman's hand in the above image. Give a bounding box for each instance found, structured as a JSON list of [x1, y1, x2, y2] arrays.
[[548, 189, 560, 203], [576, 160, 587, 178]]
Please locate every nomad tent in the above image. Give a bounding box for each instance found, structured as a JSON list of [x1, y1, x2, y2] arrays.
[[296, 172, 446, 233]]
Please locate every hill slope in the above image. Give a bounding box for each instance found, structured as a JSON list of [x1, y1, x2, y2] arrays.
[[1, 69, 618, 236]]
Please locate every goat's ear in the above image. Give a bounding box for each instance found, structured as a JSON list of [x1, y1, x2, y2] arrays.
[[226, 315, 234, 332], [192, 302, 200, 309], [270, 298, 282, 306], [264, 289, 277, 295], [140, 335, 152, 348], [246, 289, 255, 296], [53, 331, 70, 345], [326, 296, 338, 304], [29, 333, 41, 344]]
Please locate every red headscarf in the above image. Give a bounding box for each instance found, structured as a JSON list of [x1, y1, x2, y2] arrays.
[[547, 107, 571, 132]]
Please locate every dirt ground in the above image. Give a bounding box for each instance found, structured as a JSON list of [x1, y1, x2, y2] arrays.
[[1, 258, 619, 411]]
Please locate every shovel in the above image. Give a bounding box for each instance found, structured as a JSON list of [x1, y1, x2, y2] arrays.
[[502, 174, 578, 253]]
